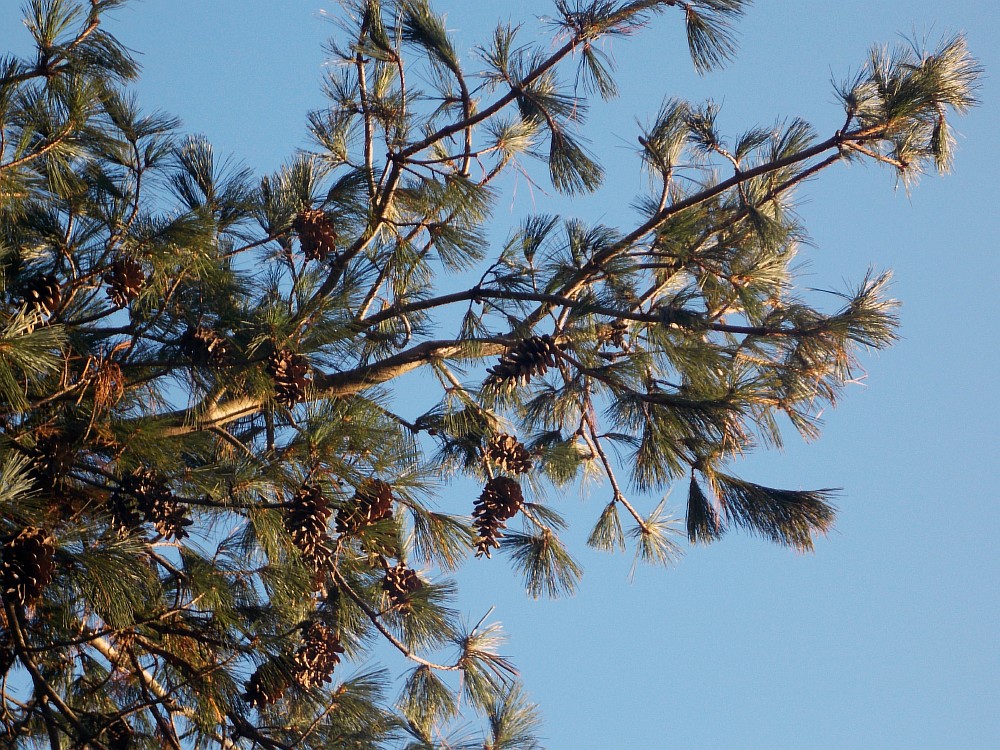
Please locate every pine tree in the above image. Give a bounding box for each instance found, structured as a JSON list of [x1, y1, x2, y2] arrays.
[[0, 1, 979, 748]]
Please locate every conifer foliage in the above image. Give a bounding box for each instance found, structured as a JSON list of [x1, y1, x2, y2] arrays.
[[0, 1, 979, 748]]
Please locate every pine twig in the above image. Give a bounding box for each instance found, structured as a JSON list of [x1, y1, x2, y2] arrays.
[[329, 567, 459, 673]]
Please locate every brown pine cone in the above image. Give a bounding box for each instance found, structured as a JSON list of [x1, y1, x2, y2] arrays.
[[103, 258, 145, 308], [335, 479, 394, 535], [267, 349, 310, 407], [293, 622, 344, 689], [293, 209, 338, 261], [104, 717, 134, 750], [284, 485, 334, 576], [381, 562, 423, 607], [472, 477, 523, 558], [487, 334, 560, 387], [243, 664, 287, 708], [107, 489, 144, 538], [112, 468, 192, 540], [18, 273, 61, 316], [180, 325, 230, 366], [30, 433, 75, 490], [483, 434, 533, 474], [0, 638, 14, 680], [1, 527, 55, 605], [607, 319, 630, 351]]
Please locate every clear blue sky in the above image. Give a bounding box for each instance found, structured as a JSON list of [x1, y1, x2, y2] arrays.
[[3, 1, 998, 747]]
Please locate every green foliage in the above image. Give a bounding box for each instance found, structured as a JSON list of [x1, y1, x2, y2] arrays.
[[0, 0, 979, 748], [503, 529, 583, 599]]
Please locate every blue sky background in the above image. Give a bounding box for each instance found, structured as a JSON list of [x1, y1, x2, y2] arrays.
[[3, 1, 998, 747]]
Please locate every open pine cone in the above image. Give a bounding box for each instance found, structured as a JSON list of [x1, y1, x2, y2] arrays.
[[335, 479, 395, 535], [483, 434, 533, 474], [293, 209, 338, 261], [18, 273, 61, 317], [284, 485, 334, 576], [487, 334, 560, 386], [472, 477, 524, 558], [181, 325, 230, 366], [1, 527, 55, 605], [111, 468, 192, 540], [104, 717, 134, 750], [382, 562, 423, 607], [267, 349, 310, 407], [293, 622, 344, 689], [103, 258, 145, 308], [242, 664, 287, 708], [30, 433, 76, 490]]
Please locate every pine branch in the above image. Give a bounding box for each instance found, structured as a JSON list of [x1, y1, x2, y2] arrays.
[[4, 602, 107, 750], [329, 566, 459, 673]]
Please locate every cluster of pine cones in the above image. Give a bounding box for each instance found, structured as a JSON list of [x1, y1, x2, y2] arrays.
[[283, 479, 399, 586], [109, 468, 192, 540], [477, 335, 561, 554], [242, 622, 346, 707], [472, 433, 534, 557], [180, 324, 230, 366]]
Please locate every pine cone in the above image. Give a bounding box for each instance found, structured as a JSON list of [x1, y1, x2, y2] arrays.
[[107, 489, 144, 537], [1, 527, 55, 605], [608, 319, 630, 351], [267, 349, 310, 407], [381, 562, 423, 607], [0, 638, 14, 680], [243, 664, 287, 708], [293, 209, 338, 261], [103, 258, 144, 308], [472, 477, 523, 558], [284, 485, 333, 576], [104, 717, 133, 750], [29, 434, 84, 521], [484, 434, 533, 474], [113, 468, 192, 540], [18, 273, 61, 316], [293, 622, 344, 689], [335, 479, 394, 535], [30, 433, 76, 490], [487, 334, 560, 386], [181, 325, 229, 366]]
